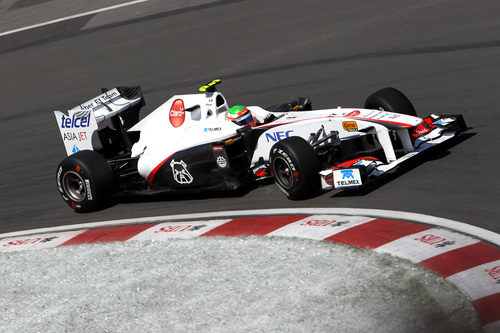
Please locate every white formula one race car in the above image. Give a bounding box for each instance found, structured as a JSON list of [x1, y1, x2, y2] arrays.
[[54, 80, 467, 212]]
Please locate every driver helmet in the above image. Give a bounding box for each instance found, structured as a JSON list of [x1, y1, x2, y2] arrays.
[[226, 105, 255, 126]]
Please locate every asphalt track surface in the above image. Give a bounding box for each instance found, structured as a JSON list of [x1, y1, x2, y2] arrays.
[[1, 0, 499, 234]]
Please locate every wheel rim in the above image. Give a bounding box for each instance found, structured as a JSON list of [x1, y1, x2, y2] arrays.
[[62, 171, 86, 202], [273, 156, 294, 189]]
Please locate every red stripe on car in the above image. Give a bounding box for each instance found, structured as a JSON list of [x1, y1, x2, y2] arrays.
[[350, 116, 417, 128], [147, 153, 176, 184], [330, 156, 379, 169]]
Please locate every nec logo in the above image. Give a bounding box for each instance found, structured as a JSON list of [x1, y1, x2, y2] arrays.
[[265, 130, 294, 142], [60, 114, 91, 128]]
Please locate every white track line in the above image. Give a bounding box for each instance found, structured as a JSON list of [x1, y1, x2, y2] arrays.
[[1, 208, 499, 245], [0, 0, 150, 37]]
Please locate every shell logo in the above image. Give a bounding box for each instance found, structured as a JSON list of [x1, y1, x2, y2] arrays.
[[169, 99, 185, 128]]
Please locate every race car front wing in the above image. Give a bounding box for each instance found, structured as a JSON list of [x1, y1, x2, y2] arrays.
[[319, 114, 467, 191]]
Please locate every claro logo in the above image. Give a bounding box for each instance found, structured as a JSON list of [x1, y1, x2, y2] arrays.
[[169, 99, 185, 128]]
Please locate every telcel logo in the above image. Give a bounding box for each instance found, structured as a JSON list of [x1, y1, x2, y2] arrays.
[[60, 114, 91, 128], [265, 130, 294, 142]]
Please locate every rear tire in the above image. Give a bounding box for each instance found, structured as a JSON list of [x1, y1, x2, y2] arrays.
[[270, 137, 320, 200], [56, 150, 116, 212], [364, 87, 417, 116]]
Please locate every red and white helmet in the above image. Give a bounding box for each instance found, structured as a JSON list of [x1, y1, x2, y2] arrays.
[[226, 105, 255, 126]]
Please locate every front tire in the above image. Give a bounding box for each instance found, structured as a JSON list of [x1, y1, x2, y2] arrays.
[[364, 87, 417, 116], [56, 150, 116, 212], [270, 137, 320, 200]]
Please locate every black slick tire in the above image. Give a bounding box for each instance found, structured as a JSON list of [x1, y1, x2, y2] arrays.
[[56, 150, 116, 212], [364, 87, 417, 116], [270, 136, 320, 200]]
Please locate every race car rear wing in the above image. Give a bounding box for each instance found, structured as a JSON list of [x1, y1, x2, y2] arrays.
[[70, 86, 144, 124], [54, 87, 145, 156]]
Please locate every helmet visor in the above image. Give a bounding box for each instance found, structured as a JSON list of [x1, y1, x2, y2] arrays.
[[234, 111, 255, 126]]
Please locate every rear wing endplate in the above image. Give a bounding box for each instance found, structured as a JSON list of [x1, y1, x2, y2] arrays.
[[54, 87, 144, 156]]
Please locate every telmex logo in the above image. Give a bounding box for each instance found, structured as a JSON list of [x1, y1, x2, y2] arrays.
[[342, 121, 358, 132], [60, 114, 91, 128], [341, 170, 354, 179], [265, 130, 294, 142], [169, 99, 185, 128]]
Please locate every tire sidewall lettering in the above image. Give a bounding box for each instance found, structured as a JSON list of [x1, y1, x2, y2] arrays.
[[272, 148, 301, 194], [56, 166, 64, 194], [57, 165, 94, 205], [56, 150, 115, 212], [84, 179, 93, 201], [275, 148, 297, 173], [270, 137, 319, 200]]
